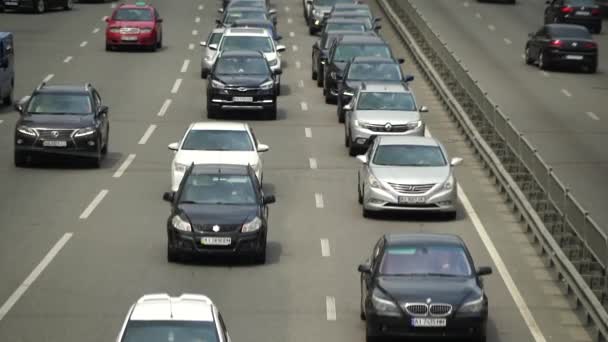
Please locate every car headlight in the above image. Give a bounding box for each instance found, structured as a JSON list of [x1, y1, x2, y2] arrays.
[[109, 28, 120, 33], [171, 215, 192, 232], [211, 79, 226, 89], [242, 216, 262, 232], [140, 28, 152, 33], [406, 120, 422, 130], [443, 175, 455, 190], [459, 294, 484, 313], [17, 125, 37, 136], [173, 162, 188, 173], [268, 58, 278, 66], [259, 80, 274, 90], [368, 173, 383, 189], [371, 289, 400, 316], [74, 127, 96, 137]]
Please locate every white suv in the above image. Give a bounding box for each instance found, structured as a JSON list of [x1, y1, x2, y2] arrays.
[[116, 293, 231, 342]]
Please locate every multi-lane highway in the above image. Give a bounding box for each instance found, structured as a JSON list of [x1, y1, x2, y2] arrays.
[[0, 0, 596, 341], [407, 0, 608, 231]]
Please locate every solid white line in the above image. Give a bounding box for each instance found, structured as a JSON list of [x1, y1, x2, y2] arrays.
[[561, 89, 572, 97], [321, 238, 331, 257], [195, 17, 200, 23], [287, 17, 293, 24], [488, 25, 496, 31], [63, 56, 73, 63], [0, 233, 72, 322], [292, 45, 299, 52], [79, 189, 109, 219], [309, 158, 318, 169], [171, 79, 182, 94], [586, 111, 599, 120], [295, 61, 301, 69], [138, 124, 157, 145], [80, 41, 88, 47], [504, 38, 512, 45], [289, 31, 295, 37], [475, 12, 481, 19], [326, 296, 336, 320], [188, 43, 195, 50], [305, 127, 312, 138], [181, 59, 190, 73], [298, 80, 304, 88], [157, 99, 172, 117], [198, 4, 204, 10], [192, 30, 198, 36], [113, 154, 136, 178], [315, 193, 324, 208], [42, 74, 54, 83], [92, 28, 100, 34], [300, 101, 308, 111]]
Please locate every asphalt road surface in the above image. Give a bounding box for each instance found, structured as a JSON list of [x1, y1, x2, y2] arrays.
[[0, 0, 596, 341]]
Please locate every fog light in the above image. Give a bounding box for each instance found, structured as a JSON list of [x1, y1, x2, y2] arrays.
[[88, 140, 95, 146], [356, 138, 366, 144], [16, 139, 23, 144]]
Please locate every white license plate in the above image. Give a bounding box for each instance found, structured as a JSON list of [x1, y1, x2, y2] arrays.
[[201, 237, 231, 246], [398, 196, 426, 204], [233, 96, 253, 102], [42, 140, 67, 147], [565, 55, 583, 60], [576, 11, 590, 15], [411, 318, 447, 327], [121, 36, 138, 41]]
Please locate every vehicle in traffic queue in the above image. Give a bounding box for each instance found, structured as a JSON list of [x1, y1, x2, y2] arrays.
[[201, 28, 226, 79], [356, 136, 461, 219], [323, 10, 382, 31], [232, 18, 283, 42], [163, 164, 276, 264], [105, 2, 163, 51], [217, 6, 276, 28], [358, 233, 492, 342], [544, 0, 602, 33], [336, 56, 409, 122], [116, 293, 231, 342], [306, 0, 357, 34], [220, 0, 278, 23], [0, 32, 14, 106], [224, 0, 271, 10], [323, 35, 394, 104], [0, 0, 73, 13], [525, 24, 598, 73], [168, 121, 269, 192], [320, 17, 374, 34], [13, 82, 110, 167]]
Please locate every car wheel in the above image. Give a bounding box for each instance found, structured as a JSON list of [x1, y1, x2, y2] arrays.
[[105, 43, 113, 51], [201, 69, 208, 79], [35, 0, 45, 13], [14, 151, 26, 167], [538, 51, 549, 70], [255, 238, 267, 264], [362, 205, 371, 218], [312, 60, 317, 80], [585, 61, 597, 74], [344, 124, 350, 147], [91, 144, 102, 168], [365, 325, 379, 342], [317, 68, 324, 87], [309, 27, 315, 35], [594, 25, 602, 34], [157, 33, 163, 48], [276, 82, 281, 96], [64, 0, 73, 10], [348, 144, 359, 157], [167, 245, 180, 263], [357, 179, 363, 204], [2, 87, 13, 106], [444, 211, 457, 220], [149, 43, 157, 52], [266, 102, 277, 120], [101, 129, 109, 155], [360, 280, 366, 320], [524, 46, 534, 65]]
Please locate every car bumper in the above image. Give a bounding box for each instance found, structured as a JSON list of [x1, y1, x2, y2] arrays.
[[2, 0, 34, 9], [167, 228, 264, 257], [562, 16, 602, 28], [350, 124, 426, 148], [366, 313, 486, 339], [106, 32, 156, 46], [546, 50, 597, 65], [363, 182, 457, 213], [209, 91, 275, 111], [14, 145, 99, 157]]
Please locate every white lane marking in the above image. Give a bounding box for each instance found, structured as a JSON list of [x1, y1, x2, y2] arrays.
[[586, 111, 599, 120], [189, 43, 195, 50], [0, 120, 3, 124], [287, 17, 293, 24], [321, 238, 331, 257], [79, 189, 109, 219], [192, 30, 198, 36], [102, 16, 108, 22], [488, 25, 496, 31], [315, 193, 324, 208], [63, 56, 73, 63], [521, 54, 526, 60], [292, 45, 299, 52], [157, 99, 172, 117], [541, 71, 550, 77], [198, 4, 204, 10], [561, 89, 572, 97], [300, 101, 308, 111], [475, 12, 482, 19], [463, 1, 469, 7], [80, 41, 88, 47], [92, 28, 100, 34], [309, 158, 318, 169], [42, 74, 54, 83], [305, 127, 312, 138], [504, 38, 512, 45], [110, 3, 116, 8], [289, 31, 295, 37], [295, 60, 302, 69], [326, 296, 336, 321], [298, 80, 304, 88], [180, 59, 190, 73], [171, 79, 183, 94], [138, 124, 157, 145], [113, 154, 136, 178], [195, 16, 200, 23], [0, 233, 73, 322], [285, 6, 290, 12]]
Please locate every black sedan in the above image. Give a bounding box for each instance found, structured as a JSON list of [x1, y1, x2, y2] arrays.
[[359, 233, 492, 342], [163, 164, 276, 264], [525, 24, 598, 73], [544, 0, 602, 33]]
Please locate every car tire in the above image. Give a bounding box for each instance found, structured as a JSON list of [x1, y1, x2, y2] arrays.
[[344, 125, 350, 147], [276, 82, 281, 96], [317, 72, 323, 87], [325, 93, 332, 104], [101, 129, 109, 155], [255, 239, 267, 264], [91, 145, 102, 168], [309, 27, 315, 35], [265, 102, 277, 120], [474, 333, 487, 342], [2, 86, 13, 106], [365, 325, 379, 342], [337, 101, 345, 123], [201, 69, 208, 79], [538, 51, 549, 70], [149, 43, 157, 52], [360, 282, 366, 320], [312, 69, 317, 80], [586, 61, 597, 74], [349, 144, 359, 157], [34, 0, 45, 13], [593, 25, 602, 34], [167, 245, 180, 263], [157, 33, 163, 49], [357, 182, 363, 204], [14, 151, 26, 167], [64, 0, 73, 10], [524, 46, 534, 65]]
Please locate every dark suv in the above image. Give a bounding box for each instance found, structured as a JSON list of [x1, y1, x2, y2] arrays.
[[1, 0, 73, 13], [14, 82, 110, 167], [206, 50, 281, 120]]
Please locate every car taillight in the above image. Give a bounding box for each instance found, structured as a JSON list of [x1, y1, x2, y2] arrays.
[[584, 42, 597, 49], [550, 39, 563, 47], [591, 8, 601, 15], [560, 6, 573, 13]]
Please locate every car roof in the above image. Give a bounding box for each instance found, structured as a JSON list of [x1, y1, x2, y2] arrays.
[[332, 11, 370, 17], [377, 135, 439, 147], [191, 164, 251, 175], [118, 3, 154, 9], [219, 49, 265, 58], [351, 56, 396, 64], [189, 121, 249, 131], [129, 293, 215, 322], [385, 233, 464, 246], [360, 82, 408, 93], [337, 35, 386, 44], [224, 27, 270, 36], [35, 84, 90, 94], [233, 18, 272, 25], [332, 3, 370, 9]]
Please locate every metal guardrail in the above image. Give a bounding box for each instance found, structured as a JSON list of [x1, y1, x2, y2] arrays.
[[375, 0, 608, 340]]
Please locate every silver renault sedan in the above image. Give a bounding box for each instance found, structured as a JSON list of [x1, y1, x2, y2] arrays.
[[356, 135, 462, 219]]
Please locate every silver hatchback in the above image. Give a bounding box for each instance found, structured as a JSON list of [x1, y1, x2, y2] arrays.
[[356, 135, 462, 219], [200, 28, 225, 79]]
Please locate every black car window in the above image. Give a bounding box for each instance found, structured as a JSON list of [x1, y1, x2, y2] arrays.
[[373, 145, 446, 167], [121, 320, 219, 342], [333, 44, 391, 62], [181, 174, 257, 205], [325, 23, 367, 32], [182, 130, 254, 151], [221, 36, 273, 53], [216, 56, 269, 75], [379, 245, 473, 277], [27, 93, 92, 115], [209, 32, 223, 45], [347, 63, 401, 81], [113, 8, 154, 21], [550, 26, 592, 39], [315, 0, 353, 5], [356, 92, 415, 111]]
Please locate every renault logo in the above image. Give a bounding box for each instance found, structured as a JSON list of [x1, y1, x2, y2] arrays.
[[212, 225, 220, 232], [384, 123, 392, 131], [51, 130, 59, 138]]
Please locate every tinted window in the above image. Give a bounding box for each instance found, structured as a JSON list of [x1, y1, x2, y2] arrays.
[[347, 63, 401, 81], [121, 321, 219, 342], [181, 174, 257, 205], [315, 0, 354, 5], [225, 11, 267, 24], [333, 44, 391, 61], [551, 26, 592, 39], [380, 245, 472, 277], [113, 8, 153, 21], [325, 23, 367, 34], [182, 130, 254, 151], [28, 93, 92, 115], [216, 56, 269, 75], [373, 145, 447, 167], [356, 92, 415, 111], [209, 33, 223, 45], [221, 36, 273, 52]]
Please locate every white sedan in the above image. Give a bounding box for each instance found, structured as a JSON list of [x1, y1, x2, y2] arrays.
[[168, 122, 269, 191]]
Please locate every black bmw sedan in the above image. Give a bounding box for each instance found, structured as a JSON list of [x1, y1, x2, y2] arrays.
[[358, 233, 492, 342], [163, 164, 276, 264]]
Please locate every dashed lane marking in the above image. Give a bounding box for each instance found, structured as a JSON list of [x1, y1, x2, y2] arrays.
[[289, 31, 295, 37], [309, 158, 318, 169], [298, 80, 304, 88], [504, 38, 512, 45], [475, 12, 481, 19], [321, 239, 331, 257], [285, 6, 290, 12], [138, 124, 157, 145], [305, 127, 312, 138], [488, 25, 496, 31], [102, 16, 108, 22], [92, 28, 100, 34], [586, 112, 599, 120], [181, 59, 190, 73], [463, 1, 469, 7], [188, 43, 195, 50], [198, 4, 204, 10], [287, 17, 293, 24], [326, 296, 336, 321], [113, 154, 136, 178], [42, 74, 54, 83], [192, 30, 198, 36], [171, 79, 182, 94], [541, 71, 550, 77], [110, 3, 116, 8], [195, 16, 200, 23], [295, 60, 301, 69], [80, 41, 88, 47], [561, 89, 572, 97], [63, 56, 73, 63], [300, 101, 308, 111], [292, 45, 299, 52], [157, 99, 172, 117], [315, 193, 324, 208], [80, 189, 109, 219]]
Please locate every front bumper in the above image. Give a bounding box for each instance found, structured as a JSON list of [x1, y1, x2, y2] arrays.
[[209, 88, 276, 111], [14, 132, 100, 158], [167, 227, 265, 257], [366, 312, 486, 339], [363, 181, 457, 213], [106, 32, 156, 46], [2, 0, 34, 10], [350, 123, 426, 149]]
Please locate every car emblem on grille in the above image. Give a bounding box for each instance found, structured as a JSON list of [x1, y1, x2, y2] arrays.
[[212, 225, 220, 232], [403, 185, 412, 191], [426, 298, 432, 304], [572, 42, 578, 47], [238, 87, 247, 92], [51, 130, 59, 138], [384, 123, 392, 131]]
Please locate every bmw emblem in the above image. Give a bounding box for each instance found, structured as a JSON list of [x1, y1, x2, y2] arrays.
[[384, 123, 392, 131], [426, 298, 432, 304], [212, 225, 220, 232], [51, 130, 59, 138]]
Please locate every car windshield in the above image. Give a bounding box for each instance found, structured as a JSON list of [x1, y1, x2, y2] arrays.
[[113, 8, 153, 21], [373, 145, 447, 167], [315, 0, 354, 5], [225, 11, 267, 24], [347, 63, 401, 81], [221, 36, 273, 52], [121, 320, 219, 342], [380, 245, 472, 277], [551, 27, 592, 39], [356, 92, 415, 111], [209, 32, 223, 45], [181, 174, 257, 205], [27, 93, 92, 115], [333, 9, 371, 16], [325, 23, 367, 34], [566, 0, 595, 5], [229, 1, 265, 8], [215, 56, 269, 75], [333, 44, 391, 62], [181, 130, 254, 151]]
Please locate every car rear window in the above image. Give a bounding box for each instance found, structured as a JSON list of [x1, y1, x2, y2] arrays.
[[121, 320, 219, 342], [221, 36, 273, 53], [380, 245, 472, 277], [113, 8, 153, 21], [551, 26, 592, 39], [566, 0, 595, 5], [347, 63, 401, 81], [182, 174, 257, 205]]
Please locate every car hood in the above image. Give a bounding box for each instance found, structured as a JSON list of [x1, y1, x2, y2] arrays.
[[371, 165, 449, 185], [108, 21, 155, 29], [214, 74, 271, 87], [376, 275, 480, 304], [174, 150, 260, 167], [179, 203, 258, 225], [354, 110, 420, 124], [19, 114, 95, 129]]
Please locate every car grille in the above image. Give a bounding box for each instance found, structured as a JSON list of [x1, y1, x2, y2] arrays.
[[194, 224, 241, 233], [404, 303, 428, 316], [224, 87, 264, 96], [363, 123, 411, 133], [429, 303, 452, 317], [403, 303, 452, 317], [120, 27, 140, 34], [35, 129, 74, 140], [388, 183, 435, 194]]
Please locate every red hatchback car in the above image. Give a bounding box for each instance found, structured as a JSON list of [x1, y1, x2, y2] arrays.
[[105, 2, 163, 51]]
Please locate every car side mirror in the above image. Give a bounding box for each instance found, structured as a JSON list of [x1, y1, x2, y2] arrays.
[[104, 16, 110, 22], [476, 266, 492, 276], [343, 103, 353, 111], [397, 58, 405, 64], [306, 0, 312, 3], [97, 105, 109, 116], [200, 41, 207, 47], [356, 155, 368, 164], [273, 69, 282, 75], [208, 43, 218, 50], [404, 75, 414, 82], [419, 105, 428, 113], [276, 45, 286, 52], [269, 8, 277, 14], [157, 18, 163, 23], [450, 157, 463, 166], [168, 142, 179, 151], [14, 103, 23, 114], [162, 191, 175, 202], [358, 263, 371, 273], [15, 95, 30, 114], [374, 17, 381, 22], [263, 194, 276, 204], [257, 143, 270, 152]]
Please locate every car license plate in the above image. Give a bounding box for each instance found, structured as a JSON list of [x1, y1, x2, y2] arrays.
[[201, 237, 231, 246], [565, 55, 583, 60], [411, 318, 447, 327], [576, 11, 590, 15], [398, 196, 426, 204], [233, 96, 253, 102], [121, 36, 138, 41], [42, 140, 67, 147]]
